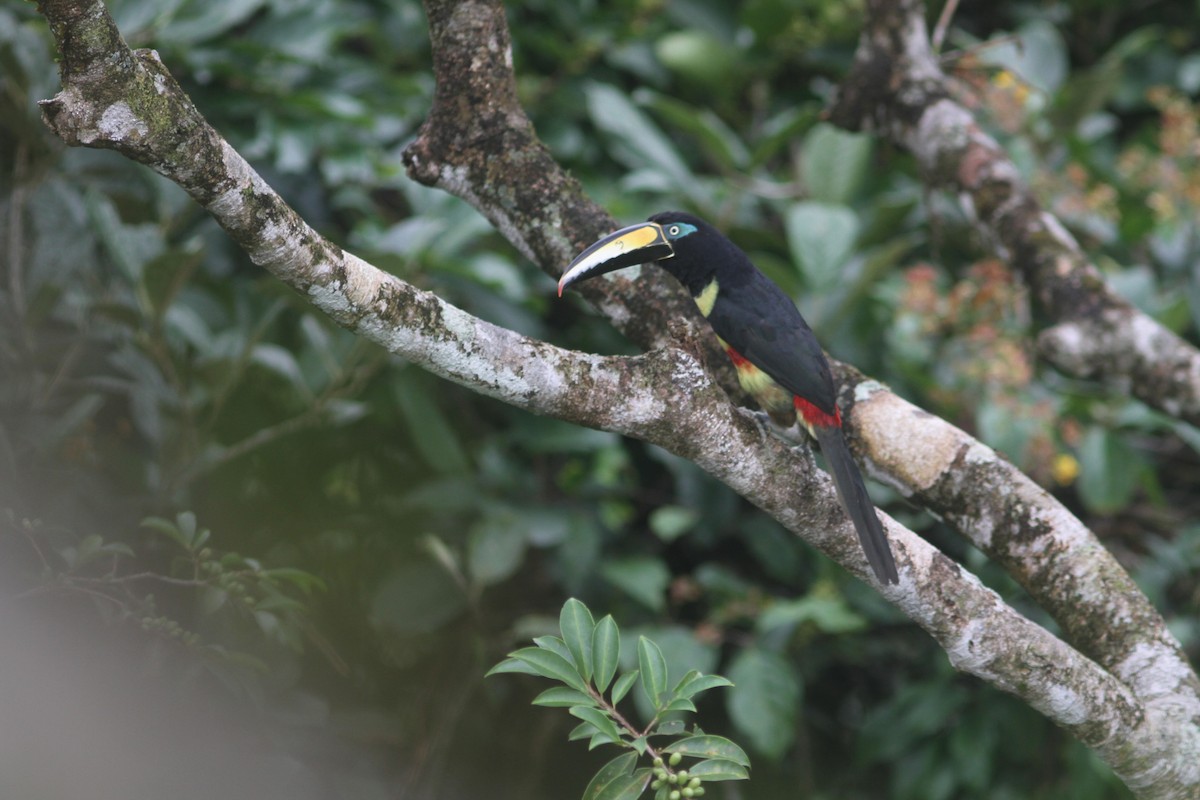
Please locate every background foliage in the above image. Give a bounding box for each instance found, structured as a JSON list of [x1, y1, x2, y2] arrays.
[[2, 0, 1199, 797]]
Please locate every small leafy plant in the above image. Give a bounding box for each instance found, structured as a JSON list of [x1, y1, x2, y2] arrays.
[[488, 598, 750, 800]]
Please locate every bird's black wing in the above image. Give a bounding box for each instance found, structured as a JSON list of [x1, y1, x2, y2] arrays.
[[707, 269, 839, 416]]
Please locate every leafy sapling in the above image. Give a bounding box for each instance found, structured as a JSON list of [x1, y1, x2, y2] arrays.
[[487, 598, 750, 800]]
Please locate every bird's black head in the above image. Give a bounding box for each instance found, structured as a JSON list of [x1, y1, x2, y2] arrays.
[[644, 211, 747, 295], [557, 210, 749, 297]]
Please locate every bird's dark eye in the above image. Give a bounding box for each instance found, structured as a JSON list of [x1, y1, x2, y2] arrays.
[[668, 225, 680, 236]]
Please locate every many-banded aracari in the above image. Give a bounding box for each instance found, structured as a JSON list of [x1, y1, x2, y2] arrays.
[[558, 211, 899, 585]]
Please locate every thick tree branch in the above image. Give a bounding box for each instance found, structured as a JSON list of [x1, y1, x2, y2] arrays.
[[829, 0, 1200, 427], [31, 0, 1200, 796]]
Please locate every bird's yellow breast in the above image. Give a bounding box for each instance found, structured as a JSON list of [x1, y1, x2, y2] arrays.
[[693, 278, 719, 317]]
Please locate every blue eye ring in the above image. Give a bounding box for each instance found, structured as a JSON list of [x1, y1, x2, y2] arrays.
[[664, 222, 696, 239]]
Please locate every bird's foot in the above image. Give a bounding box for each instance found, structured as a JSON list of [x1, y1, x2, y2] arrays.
[[752, 411, 814, 454]]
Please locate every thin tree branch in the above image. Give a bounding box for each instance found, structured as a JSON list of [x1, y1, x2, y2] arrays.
[[829, 0, 1200, 429]]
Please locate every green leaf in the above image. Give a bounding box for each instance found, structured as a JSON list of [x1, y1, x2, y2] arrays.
[[785, 201, 860, 290], [467, 518, 526, 586], [485, 658, 541, 678], [647, 506, 698, 542], [589, 730, 623, 750], [509, 647, 589, 693], [585, 83, 693, 190], [560, 598, 596, 681], [612, 670, 639, 705], [264, 567, 326, 594], [727, 648, 801, 760], [801, 122, 873, 204], [569, 721, 597, 741], [533, 635, 577, 665], [673, 672, 734, 699], [1077, 426, 1143, 515], [251, 343, 307, 391], [569, 705, 624, 743], [583, 751, 639, 800], [532, 687, 597, 708], [600, 557, 669, 612], [393, 376, 470, 475], [663, 735, 751, 768], [654, 719, 687, 736], [979, 19, 1068, 94], [592, 615, 621, 693], [660, 697, 697, 714], [371, 562, 466, 635], [637, 90, 749, 171], [687, 758, 750, 781], [637, 637, 668, 709], [141, 516, 191, 551], [756, 596, 867, 635]]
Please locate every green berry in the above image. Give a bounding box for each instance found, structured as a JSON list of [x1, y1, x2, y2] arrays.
[[676, 770, 688, 781], [669, 792, 680, 800], [669, 752, 682, 767], [682, 790, 694, 798], [688, 777, 701, 789], [653, 757, 664, 768]]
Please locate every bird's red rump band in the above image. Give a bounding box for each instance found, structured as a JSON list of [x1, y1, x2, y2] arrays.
[[724, 347, 752, 369], [795, 394, 841, 428], [724, 346, 842, 427]]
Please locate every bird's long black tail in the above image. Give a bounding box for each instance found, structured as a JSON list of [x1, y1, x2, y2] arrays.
[[813, 425, 899, 584]]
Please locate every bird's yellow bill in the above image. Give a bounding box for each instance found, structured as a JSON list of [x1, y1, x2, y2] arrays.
[[557, 222, 674, 296]]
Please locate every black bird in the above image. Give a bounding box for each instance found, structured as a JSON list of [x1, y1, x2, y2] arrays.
[[558, 211, 899, 585]]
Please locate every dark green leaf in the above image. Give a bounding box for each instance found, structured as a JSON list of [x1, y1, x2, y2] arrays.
[[647, 506, 698, 542], [638, 637, 668, 710], [785, 201, 860, 290], [654, 719, 686, 736], [638, 90, 749, 171], [371, 562, 466, 635], [582, 752, 639, 800], [588, 730, 623, 751], [1077, 427, 1143, 515], [509, 647, 589, 692], [801, 122, 873, 204], [687, 758, 750, 781], [663, 735, 751, 768], [533, 635, 577, 665], [560, 598, 596, 681], [585, 83, 692, 189], [660, 697, 697, 714], [756, 596, 867, 635], [592, 615, 620, 693], [467, 519, 526, 586], [600, 557, 669, 612], [727, 648, 800, 760], [141, 516, 190, 550], [570, 705, 624, 743], [569, 721, 598, 741], [532, 687, 597, 707], [393, 376, 470, 475], [485, 658, 541, 678], [674, 673, 734, 699], [612, 670, 639, 705]]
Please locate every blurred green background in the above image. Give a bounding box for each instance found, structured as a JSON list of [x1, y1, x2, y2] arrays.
[[2, 0, 1199, 797]]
